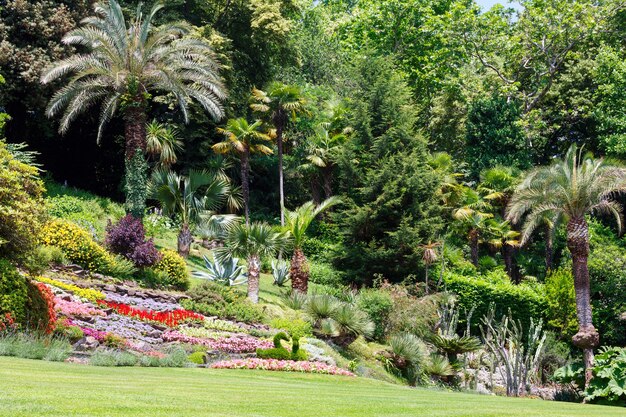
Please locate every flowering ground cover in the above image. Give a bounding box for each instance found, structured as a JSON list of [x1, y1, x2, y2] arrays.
[[55, 298, 105, 318], [103, 292, 182, 312], [162, 330, 272, 353], [98, 300, 203, 327], [211, 358, 355, 376], [35, 276, 105, 302]]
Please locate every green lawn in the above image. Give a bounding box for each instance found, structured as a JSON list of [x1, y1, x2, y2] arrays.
[[1, 358, 624, 417]]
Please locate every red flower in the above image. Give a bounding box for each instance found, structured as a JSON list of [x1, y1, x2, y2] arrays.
[[98, 300, 203, 327]]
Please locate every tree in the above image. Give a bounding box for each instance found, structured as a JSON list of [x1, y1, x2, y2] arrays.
[[250, 82, 306, 225], [149, 169, 230, 257], [146, 121, 183, 169], [486, 219, 520, 282], [452, 187, 494, 267], [214, 118, 273, 224], [419, 241, 440, 295], [41, 0, 226, 217], [507, 144, 626, 386], [218, 222, 290, 303], [285, 197, 341, 293]]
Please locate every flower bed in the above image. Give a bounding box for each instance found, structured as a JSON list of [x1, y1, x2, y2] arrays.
[[162, 330, 273, 353], [55, 298, 105, 318], [211, 358, 354, 376], [98, 300, 203, 327], [35, 276, 105, 302], [103, 292, 181, 312], [74, 314, 163, 345], [178, 325, 240, 340], [203, 318, 248, 333]]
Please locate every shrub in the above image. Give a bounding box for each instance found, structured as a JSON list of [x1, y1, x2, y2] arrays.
[[585, 346, 626, 406], [183, 281, 263, 323], [356, 288, 393, 341], [0, 142, 46, 260], [0, 333, 71, 362], [188, 351, 206, 365], [153, 249, 190, 290], [545, 268, 578, 339], [256, 347, 293, 360], [0, 259, 28, 323], [25, 281, 57, 334], [39, 219, 117, 275], [309, 261, 343, 287], [105, 215, 161, 268], [54, 319, 84, 343], [23, 245, 66, 275], [270, 318, 312, 340], [443, 271, 547, 334]]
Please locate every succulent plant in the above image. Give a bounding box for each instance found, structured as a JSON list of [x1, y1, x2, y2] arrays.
[[271, 259, 290, 286], [193, 255, 247, 286]]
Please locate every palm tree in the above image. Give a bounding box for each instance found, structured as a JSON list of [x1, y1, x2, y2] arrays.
[[214, 118, 273, 224], [507, 144, 626, 386], [452, 187, 494, 266], [149, 169, 230, 257], [250, 82, 306, 225], [419, 241, 440, 294], [478, 166, 520, 216], [218, 222, 290, 303], [146, 120, 183, 169], [486, 219, 520, 282], [41, 0, 226, 217], [285, 197, 341, 293]]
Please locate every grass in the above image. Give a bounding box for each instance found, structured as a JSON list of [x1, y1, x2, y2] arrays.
[[0, 357, 623, 417]]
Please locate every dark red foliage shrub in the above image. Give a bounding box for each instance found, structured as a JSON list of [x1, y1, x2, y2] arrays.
[[105, 215, 161, 268]]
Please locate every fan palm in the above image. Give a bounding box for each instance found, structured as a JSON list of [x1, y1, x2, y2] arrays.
[[486, 219, 520, 282], [218, 222, 290, 303], [146, 120, 183, 169], [250, 82, 307, 225], [507, 144, 626, 386], [149, 169, 230, 257], [41, 0, 226, 217], [214, 118, 273, 224], [452, 187, 494, 266], [285, 197, 341, 293]]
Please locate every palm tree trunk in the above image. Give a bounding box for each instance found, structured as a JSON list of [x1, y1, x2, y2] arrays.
[[277, 124, 285, 226], [469, 229, 479, 267], [545, 224, 554, 273], [322, 166, 333, 200], [290, 248, 309, 293], [241, 149, 250, 225], [178, 223, 193, 258], [566, 216, 599, 387], [311, 176, 322, 205], [424, 265, 429, 295], [123, 106, 148, 218], [247, 254, 261, 304]]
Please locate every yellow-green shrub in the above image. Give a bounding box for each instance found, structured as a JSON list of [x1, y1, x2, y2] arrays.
[[34, 276, 105, 302], [153, 249, 190, 290], [39, 219, 116, 274], [0, 141, 46, 260]]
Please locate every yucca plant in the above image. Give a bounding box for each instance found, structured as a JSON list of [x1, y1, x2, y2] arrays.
[[41, 0, 226, 217], [387, 333, 427, 386], [271, 259, 290, 287], [193, 255, 247, 286]]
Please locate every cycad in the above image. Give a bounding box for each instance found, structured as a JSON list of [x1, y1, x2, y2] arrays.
[[41, 0, 226, 217], [250, 82, 307, 225], [214, 118, 273, 223], [507, 144, 626, 385], [218, 222, 291, 303], [285, 197, 340, 293], [149, 169, 230, 257]]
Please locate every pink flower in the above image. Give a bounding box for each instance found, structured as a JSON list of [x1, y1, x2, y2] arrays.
[[55, 298, 105, 318], [162, 330, 272, 353], [210, 358, 354, 376]]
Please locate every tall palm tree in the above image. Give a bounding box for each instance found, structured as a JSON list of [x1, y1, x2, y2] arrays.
[[218, 222, 290, 303], [419, 241, 440, 294], [41, 0, 226, 217], [250, 82, 306, 225], [452, 187, 494, 266], [214, 118, 273, 224], [285, 197, 341, 293], [149, 169, 230, 257], [507, 144, 626, 386], [146, 120, 183, 169]]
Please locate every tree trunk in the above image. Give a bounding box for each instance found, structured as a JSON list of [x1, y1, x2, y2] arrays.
[[177, 223, 193, 258], [247, 254, 261, 304], [241, 148, 250, 225], [276, 124, 285, 226], [566, 216, 599, 387], [545, 224, 554, 273], [311, 176, 322, 205], [322, 165, 333, 200], [123, 106, 148, 218], [290, 248, 309, 294], [503, 245, 514, 282], [469, 229, 479, 267], [424, 265, 429, 295]]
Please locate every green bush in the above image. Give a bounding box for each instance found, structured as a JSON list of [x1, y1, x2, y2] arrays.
[[270, 318, 312, 340], [0, 333, 71, 362], [309, 261, 344, 287], [22, 245, 66, 275], [545, 268, 578, 339], [0, 259, 28, 323], [153, 249, 190, 290], [256, 347, 292, 360], [356, 288, 393, 341], [183, 281, 264, 323], [188, 351, 206, 365], [443, 271, 547, 333]]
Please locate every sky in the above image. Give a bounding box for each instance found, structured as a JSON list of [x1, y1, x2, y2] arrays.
[[476, 0, 523, 11]]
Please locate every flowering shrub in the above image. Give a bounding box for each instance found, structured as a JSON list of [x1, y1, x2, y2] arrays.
[[153, 249, 190, 290], [162, 330, 273, 353], [55, 298, 105, 318], [0, 259, 28, 323], [211, 358, 354, 376], [105, 215, 161, 268], [26, 282, 57, 334], [35, 276, 105, 302], [39, 219, 117, 274], [81, 327, 108, 342], [103, 292, 181, 312], [0, 313, 17, 333], [98, 300, 203, 327]]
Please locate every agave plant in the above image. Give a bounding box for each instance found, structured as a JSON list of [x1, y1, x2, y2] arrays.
[[271, 259, 291, 286], [193, 255, 247, 286]]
